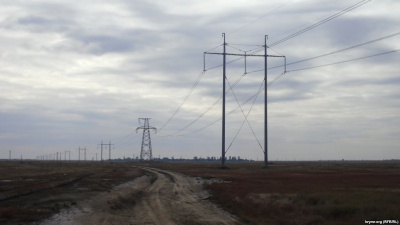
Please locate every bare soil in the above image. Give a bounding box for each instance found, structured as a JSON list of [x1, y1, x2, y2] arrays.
[[39, 166, 240, 225], [0, 162, 240, 225], [0, 162, 145, 224]]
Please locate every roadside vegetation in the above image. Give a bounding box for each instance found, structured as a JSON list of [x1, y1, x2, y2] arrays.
[[0, 162, 144, 224], [152, 161, 400, 225]]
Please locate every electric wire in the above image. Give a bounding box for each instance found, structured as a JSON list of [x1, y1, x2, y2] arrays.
[[158, 70, 206, 132], [171, 71, 283, 137], [226, 76, 263, 152], [158, 72, 247, 137], [158, 98, 220, 137], [205, 44, 223, 53], [287, 31, 400, 66], [206, 0, 373, 71], [228, 0, 294, 35], [245, 49, 398, 101], [286, 48, 400, 73], [268, 0, 373, 47], [160, 37, 396, 139], [157, 0, 377, 140], [225, 78, 265, 153], [246, 31, 400, 74], [226, 43, 263, 53], [115, 132, 141, 147]]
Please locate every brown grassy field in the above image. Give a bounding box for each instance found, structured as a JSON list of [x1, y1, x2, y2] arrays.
[[0, 161, 144, 224], [150, 161, 400, 225], [0, 160, 399, 225]]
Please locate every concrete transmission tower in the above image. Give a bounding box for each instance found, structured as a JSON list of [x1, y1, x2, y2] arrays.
[[204, 34, 286, 168], [136, 118, 157, 161]]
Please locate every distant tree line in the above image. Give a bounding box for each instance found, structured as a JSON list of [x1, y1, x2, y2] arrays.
[[114, 156, 254, 162]]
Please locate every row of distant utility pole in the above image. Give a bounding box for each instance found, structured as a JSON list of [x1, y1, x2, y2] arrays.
[[34, 141, 114, 162], [7, 150, 23, 162], [37, 151, 71, 161]]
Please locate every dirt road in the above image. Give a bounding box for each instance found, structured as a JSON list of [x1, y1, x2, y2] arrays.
[[40, 167, 240, 225]]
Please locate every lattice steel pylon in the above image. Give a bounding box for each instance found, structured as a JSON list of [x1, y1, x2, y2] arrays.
[[136, 118, 157, 161]]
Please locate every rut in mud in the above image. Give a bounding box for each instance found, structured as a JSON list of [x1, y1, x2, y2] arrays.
[[40, 167, 240, 225]]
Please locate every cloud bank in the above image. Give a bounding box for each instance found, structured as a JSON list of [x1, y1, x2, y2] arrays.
[[1, 0, 399, 161]]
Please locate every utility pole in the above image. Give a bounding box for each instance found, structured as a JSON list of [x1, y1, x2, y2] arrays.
[[98, 141, 105, 162], [98, 141, 113, 162], [9, 150, 11, 161], [136, 118, 157, 161], [108, 141, 113, 162], [204, 34, 286, 169], [109, 141, 111, 162], [64, 150, 70, 162], [78, 147, 86, 162], [222, 33, 226, 168], [100, 141, 103, 162], [264, 35, 268, 168]]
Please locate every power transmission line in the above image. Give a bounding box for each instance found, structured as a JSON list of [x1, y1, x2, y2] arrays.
[[287, 48, 400, 73], [286, 31, 400, 67], [136, 118, 157, 161], [158, 70, 206, 131], [78, 146, 86, 161], [97, 141, 114, 162], [142, 43, 397, 140], [246, 31, 400, 74], [161, 70, 286, 138], [227, 0, 294, 35], [113, 130, 142, 147], [158, 70, 206, 132], [154, 1, 380, 164], [245, 49, 399, 97], [204, 33, 286, 167], [158, 71, 247, 137], [160, 52, 281, 138], [204, 0, 374, 72], [225, 77, 265, 153], [269, 0, 373, 47]]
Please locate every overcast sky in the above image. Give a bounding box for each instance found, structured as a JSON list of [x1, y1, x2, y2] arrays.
[[1, 0, 399, 161]]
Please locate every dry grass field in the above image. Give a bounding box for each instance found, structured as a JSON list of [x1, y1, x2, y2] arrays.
[[0, 161, 144, 224], [151, 161, 400, 225], [0, 160, 399, 225]]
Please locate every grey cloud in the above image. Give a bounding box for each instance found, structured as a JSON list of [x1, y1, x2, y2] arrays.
[[68, 33, 136, 54], [325, 17, 399, 48], [1, 0, 399, 160], [16, 15, 73, 32], [336, 76, 400, 87]]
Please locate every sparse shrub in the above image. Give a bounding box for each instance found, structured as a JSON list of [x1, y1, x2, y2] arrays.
[[0, 206, 18, 218], [193, 162, 400, 225], [0, 206, 49, 223], [327, 205, 358, 219], [109, 190, 144, 210], [305, 195, 325, 206]]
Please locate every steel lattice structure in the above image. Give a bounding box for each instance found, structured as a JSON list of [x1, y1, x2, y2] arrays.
[[136, 118, 157, 161]]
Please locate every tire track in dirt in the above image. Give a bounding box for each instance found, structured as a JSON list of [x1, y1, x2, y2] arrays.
[[131, 167, 240, 225], [0, 173, 94, 202], [40, 167, 240, 225], [132, 168, 175, 225]]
